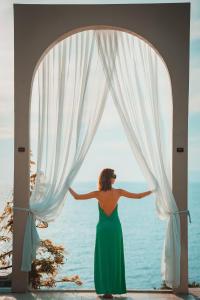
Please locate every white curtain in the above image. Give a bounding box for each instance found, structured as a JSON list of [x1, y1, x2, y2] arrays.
[[19, 30, 110, 271], [96, 30, 180, 288], [17, 29, 182, 289]]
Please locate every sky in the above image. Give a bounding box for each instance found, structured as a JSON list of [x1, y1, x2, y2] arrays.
[[0, 0, 199, 186]]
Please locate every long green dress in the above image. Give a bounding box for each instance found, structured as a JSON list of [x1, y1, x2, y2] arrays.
[[94, 202, 127, 295]]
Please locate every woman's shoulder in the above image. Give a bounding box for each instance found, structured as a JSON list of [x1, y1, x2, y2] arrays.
[[98, 188, 121, 192], [112, 188, 121, 193], [113, 188, 123, 194]]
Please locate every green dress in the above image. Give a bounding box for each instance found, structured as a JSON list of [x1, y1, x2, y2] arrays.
[[94, 202, 127, 295]]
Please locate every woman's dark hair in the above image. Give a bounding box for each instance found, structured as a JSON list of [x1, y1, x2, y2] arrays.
[[98, 168, 116, 191]]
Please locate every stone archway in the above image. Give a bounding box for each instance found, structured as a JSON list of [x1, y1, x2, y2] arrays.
[[13, 3, 190, 294]]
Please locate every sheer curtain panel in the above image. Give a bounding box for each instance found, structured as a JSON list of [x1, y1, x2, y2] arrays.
[[19, 30, 110, 271], [96, 30, 180, 288]]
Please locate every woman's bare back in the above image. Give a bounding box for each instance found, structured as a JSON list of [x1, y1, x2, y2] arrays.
[[97, 188, 120, 216]]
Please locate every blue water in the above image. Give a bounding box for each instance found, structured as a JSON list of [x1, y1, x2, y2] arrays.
[[0, 181, 199, 290]]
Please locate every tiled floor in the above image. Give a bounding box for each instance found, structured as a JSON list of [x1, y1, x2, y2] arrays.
[[0, 289, 200, 300]]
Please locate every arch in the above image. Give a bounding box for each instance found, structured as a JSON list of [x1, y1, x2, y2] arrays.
[[30, 28, 174, 291], [32, 25, 173, 96], [13, 3, 190, 294]]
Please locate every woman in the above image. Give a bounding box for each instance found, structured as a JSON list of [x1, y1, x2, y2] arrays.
[[69, 168, 153, 299]]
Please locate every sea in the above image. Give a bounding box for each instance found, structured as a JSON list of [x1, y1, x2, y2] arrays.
[[0, 181, 199, 290]]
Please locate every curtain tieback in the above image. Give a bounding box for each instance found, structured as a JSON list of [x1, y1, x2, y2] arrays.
[[13, 206, 34, 215], [171, 209, 191, 223]]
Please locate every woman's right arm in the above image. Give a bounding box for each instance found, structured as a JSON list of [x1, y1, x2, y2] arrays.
[[118, 189, 152, 199]]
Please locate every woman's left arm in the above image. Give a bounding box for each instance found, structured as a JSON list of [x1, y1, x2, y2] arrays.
[[68, 187, 98, 200]]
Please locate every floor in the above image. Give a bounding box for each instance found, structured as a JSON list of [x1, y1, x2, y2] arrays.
[[0, 289, 200, 300]]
